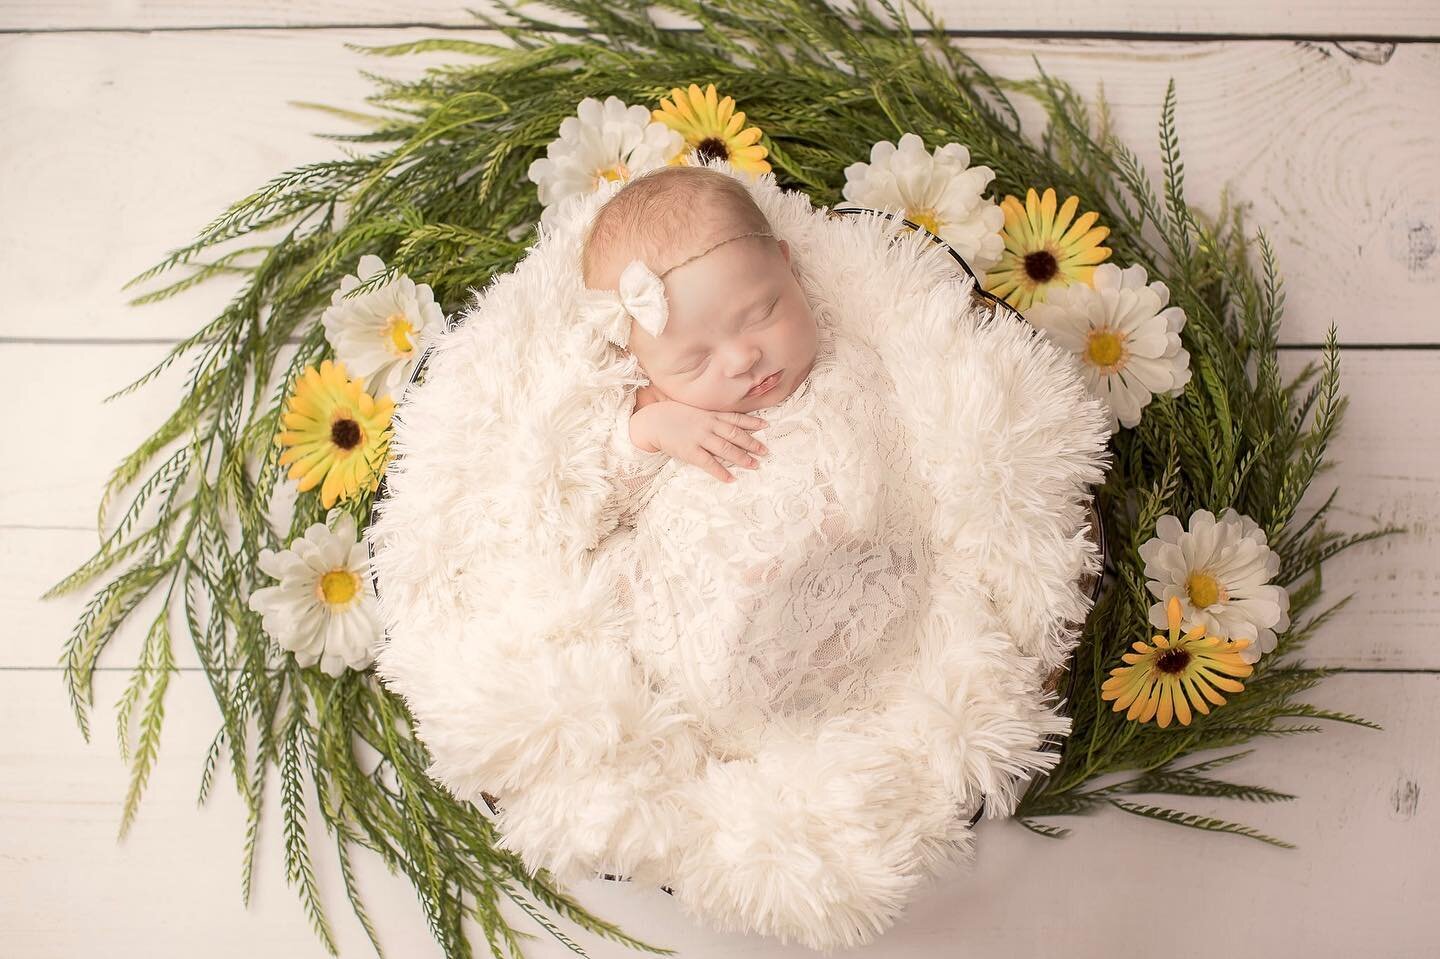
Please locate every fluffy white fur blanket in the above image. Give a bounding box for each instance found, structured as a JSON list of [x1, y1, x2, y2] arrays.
[[367, 160, 1113, 951]]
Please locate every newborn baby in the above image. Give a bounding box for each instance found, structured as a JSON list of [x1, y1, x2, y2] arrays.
[[580, 165, 820, 516], [580, 165, 936, 756]]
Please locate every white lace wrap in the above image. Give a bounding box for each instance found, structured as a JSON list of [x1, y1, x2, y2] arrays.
[[366, 159, 1112, 951]]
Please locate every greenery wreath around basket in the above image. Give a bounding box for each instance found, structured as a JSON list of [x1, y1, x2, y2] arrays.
[[46, 0, 1403, 955]]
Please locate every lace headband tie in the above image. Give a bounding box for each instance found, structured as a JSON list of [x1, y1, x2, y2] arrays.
[[579, 230, 776, 349]]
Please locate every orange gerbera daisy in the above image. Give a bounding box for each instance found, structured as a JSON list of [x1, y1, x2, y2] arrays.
[[982, 187, 1112, 312], [275, 359, 394, 509], [1100, 595, 1255, 728], [652, 82, 770, 175]]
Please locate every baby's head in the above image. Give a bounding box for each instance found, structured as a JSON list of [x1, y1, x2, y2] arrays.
[[581, 165, 818, 413]]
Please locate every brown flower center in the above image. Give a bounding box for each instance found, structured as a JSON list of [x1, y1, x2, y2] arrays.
[[694, 137, 731, 164], [331, 416, 362, 450], [1024, 249, 1058, 283], [1155, 647, 1192, 674]]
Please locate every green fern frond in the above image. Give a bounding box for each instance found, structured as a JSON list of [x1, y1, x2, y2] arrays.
[[1108, 797, 1296, 849]]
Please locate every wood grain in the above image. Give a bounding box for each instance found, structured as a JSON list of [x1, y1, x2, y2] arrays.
[[2, 1, 1437, 37], [2, 667, 1432, 956], [1, 31, 1435, 343]]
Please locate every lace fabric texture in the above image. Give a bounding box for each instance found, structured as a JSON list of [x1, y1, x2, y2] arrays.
[[598, 385, 671, 529], [597, 318, 940, 758]]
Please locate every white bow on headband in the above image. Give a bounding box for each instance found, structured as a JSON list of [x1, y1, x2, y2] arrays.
[[577, 259, 668, 350], [577, 229, 777, 350]]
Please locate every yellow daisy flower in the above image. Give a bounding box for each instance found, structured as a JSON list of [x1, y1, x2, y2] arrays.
[[651, 82, 770, 175], [276, 359, 394, 509], [1100, 595, 1254, 728], [982, 187, 1112, 312]]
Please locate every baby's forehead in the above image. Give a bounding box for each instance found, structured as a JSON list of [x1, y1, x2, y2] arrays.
[[659, 271, 780, 343]]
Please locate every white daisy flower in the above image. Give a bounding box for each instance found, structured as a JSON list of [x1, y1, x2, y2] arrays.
[[839, 132, 1006, 276], [1138, 507, 1291, 664], [246, 512, 383, 677], [320, 254, 442, 401], [1025, 261, 1191, 433], [527, 95, 685, 229]]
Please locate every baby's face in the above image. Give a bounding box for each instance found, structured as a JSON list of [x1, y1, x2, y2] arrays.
[[627, 236, 818, 413]]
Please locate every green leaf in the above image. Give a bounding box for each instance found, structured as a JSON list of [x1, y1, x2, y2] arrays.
[[1107, 797, 1296, 849]]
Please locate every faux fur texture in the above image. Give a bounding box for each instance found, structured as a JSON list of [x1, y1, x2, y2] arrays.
[[366, 158, 1113, 951]]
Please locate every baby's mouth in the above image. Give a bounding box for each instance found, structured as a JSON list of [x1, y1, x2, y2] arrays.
[[746, 370, 782, 398]]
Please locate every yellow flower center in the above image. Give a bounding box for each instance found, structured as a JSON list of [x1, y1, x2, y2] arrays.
[[1187, 571, 1226, 609], [1086, 329, 1125, 371], [331, 415, 362, 451], [594, 162, 629, 186], [905, 207, 942, 236], [384, 312, 414, 355], [319, 569, 358, 606]]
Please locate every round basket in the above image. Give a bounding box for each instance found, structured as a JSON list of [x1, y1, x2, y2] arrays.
[[364, 206, 1109, 895]]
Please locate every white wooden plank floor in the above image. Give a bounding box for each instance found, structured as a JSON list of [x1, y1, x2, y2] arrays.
[[3, 4, 1436, 957]]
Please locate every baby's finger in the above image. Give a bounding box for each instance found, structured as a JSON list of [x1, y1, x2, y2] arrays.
[[714, 416, 769, 457], [707, 435, 760, 470], [719, 411, 769, 432], [735, 429, 768, 457], [687, 448, 737, 483]]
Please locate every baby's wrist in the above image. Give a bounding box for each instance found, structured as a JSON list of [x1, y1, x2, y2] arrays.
[[628, 408, 662, 454]]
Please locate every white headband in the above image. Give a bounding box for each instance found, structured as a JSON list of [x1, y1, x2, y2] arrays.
[[579, 230, 776, 349]]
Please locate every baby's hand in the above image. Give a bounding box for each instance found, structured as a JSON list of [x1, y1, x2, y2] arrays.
[[633, 382, 669, 411], [631, 401, 769, 484]]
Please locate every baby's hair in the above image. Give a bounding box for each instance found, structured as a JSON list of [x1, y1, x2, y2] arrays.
[[581, 165, 774, 288]]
